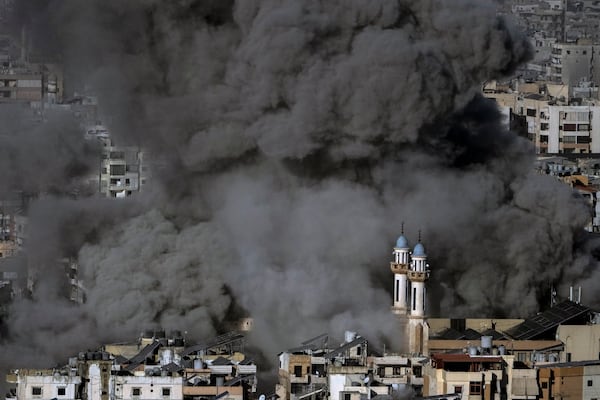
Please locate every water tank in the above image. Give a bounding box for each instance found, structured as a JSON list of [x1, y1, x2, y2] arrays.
[[345, 331, 357, 343], [498, 345, 506, 355], [481, 336, 493, 349], [216, 376, 225, 386], [468, 346, 478, 356], [193, 359, 203, 370], [161, 349, 173, 366]]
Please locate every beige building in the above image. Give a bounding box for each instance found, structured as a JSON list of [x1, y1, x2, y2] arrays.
[[538, 360, 600, 400], [557, 324, 600, 362]]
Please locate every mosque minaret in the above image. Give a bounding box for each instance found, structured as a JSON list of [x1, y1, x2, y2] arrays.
[[391, 230, 430, 355]]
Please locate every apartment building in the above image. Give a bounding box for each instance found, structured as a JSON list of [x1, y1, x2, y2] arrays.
[[99, 143, 147, 198], [538, 360, 600, 400], [7, 331, 257, 400]]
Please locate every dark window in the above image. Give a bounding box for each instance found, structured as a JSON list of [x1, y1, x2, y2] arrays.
[[393, 366, 402, 376], [454, 386, 463, 394], [294, 365, 302, 377], [542, 382, 548, 389], [469, 382, 482, 395], [110, 165, 126, 175], [306, 366, 310, 374], [133, 388, 141, 396], [162, 388, 171, 396], [32, 388, 42, 396], [577, 136, 591, 144], [413, 288, 416, 310], [541, 123, 549, 130], [588, 380, 593, 387], [540, 135, 549, 143], [564, 123, 577, 131], [109, 151, 125, 159], [395, 280, 399, 302], [527, 108, 537, 117], [567, 353, 572, 362], [344, 394, 351, 400], [58, 388, 66, 396]]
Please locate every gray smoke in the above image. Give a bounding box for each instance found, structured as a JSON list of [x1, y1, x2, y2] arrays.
[[0, 0, 596, 378]]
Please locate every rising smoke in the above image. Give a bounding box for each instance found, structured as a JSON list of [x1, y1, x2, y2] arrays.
[[0, 0, 597, 376]]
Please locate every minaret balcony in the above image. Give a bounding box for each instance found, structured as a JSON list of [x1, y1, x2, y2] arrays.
[[408, 270, 430, 282], [390, 262, 409, 274]]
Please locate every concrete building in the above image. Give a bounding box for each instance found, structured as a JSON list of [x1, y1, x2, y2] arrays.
[[538, 360, 600, 400], [7, 331, 257, 400], [557, 324, 600, 362], [550, 41, 600, 92], [100, 143, 147, 198], [276, 332, 427, 400]]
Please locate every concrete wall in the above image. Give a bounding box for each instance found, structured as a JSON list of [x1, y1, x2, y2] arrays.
[[558, 325, 600, 362]]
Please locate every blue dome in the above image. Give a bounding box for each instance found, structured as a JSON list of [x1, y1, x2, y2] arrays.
[[395, 235, 409, 249], [413, 243, 426, 257]]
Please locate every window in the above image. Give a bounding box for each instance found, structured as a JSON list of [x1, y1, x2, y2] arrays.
[[562, 136, 576, 144], [540, 135, 549, 143], [542, 382, 548, 389], [294, 365, 302, 377], [306, 366, 311, 374], [527, 108, 537, 117], [344, 394, 351, 400], [162, 388, 171, 396], [541, 123, 549, 130], [469, 382, 482, 395], [588, 380, 593, 387], [132, 388, 141, 397], [578, 124, 590, 131], [32, 387, 42, 396], [413, 288, 416, 310], [577, 136, 591, 144], [58, 388, 66, 396], [563, 123, 577, 131], [393, 367, 402, 376], [567, 353, 572, 362], [454, 386, 463, 394], [110, 165, 126, 175], [110, 151, 125, 159]]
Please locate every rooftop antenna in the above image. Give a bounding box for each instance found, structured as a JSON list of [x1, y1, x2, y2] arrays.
[[401, 222, 404, 235], [418, 229, 422, 243]]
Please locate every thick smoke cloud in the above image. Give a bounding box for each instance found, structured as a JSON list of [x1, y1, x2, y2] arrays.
[[0, 0, 596, 378]]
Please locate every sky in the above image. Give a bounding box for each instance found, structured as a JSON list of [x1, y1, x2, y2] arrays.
[[0, 0, 599, 380]]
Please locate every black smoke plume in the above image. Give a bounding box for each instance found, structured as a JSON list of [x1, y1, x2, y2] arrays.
[[0, 0, 596, 379]]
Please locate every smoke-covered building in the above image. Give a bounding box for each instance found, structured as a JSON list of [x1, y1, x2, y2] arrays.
[[7, 331, 257, 400], [276, 333, 426, 400]]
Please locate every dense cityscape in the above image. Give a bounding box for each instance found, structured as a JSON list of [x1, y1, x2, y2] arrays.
[[2, 0, 600, 400]]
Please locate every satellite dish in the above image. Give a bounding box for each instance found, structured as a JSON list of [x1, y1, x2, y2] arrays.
[[259, 395, 266, 400]]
